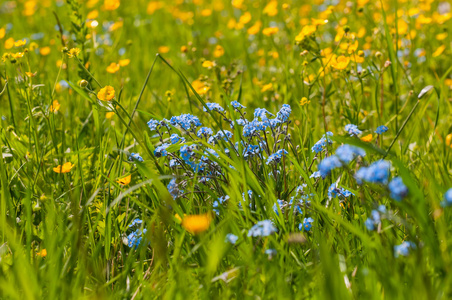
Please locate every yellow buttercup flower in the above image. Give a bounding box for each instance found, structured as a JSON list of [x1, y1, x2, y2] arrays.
[[36, 249, 47, 257], [436, 33, 448, 41], [104, 0, 120, 10], [117, 174, 131, 186], [118, 59, 130, 66], [213, 45, 224, 58], [53, 162, 75, 174], [300, 97, 310, 106], [40, 46, 51, 56], [106, 62, 120, 73], [97, 86, 115, 101], [4, 37, 14, 49], [106, 112, 115, 119], [247, 21, 262, 35], [147, 1, 163, 15], [87, 9, 99, 19], [192, 79, 210, 95], [181, 214, 212, 234], [67, 48, 81, 58], [361, 134, 373, 142], [261, 83, 273, 92], [262, 27, 279, 36], [231, 0, 243, 9], [50, 100, 60, 113], [295, 25, 317, 42], [201, 9, 212, 17], [263, 0, 278, 17], [332, 56, 350, 70], [239, 12, 252, 25], [158, 46, 170, 53], [202, 60, 216, 69], [311, 18, 328, 26], [432, 45, 446, 58], [446, 134, 452, 148], [14, 39, 26, 47], [0, 28, 5, 39]]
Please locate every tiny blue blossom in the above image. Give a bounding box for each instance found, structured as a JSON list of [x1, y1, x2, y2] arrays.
[[365, 210, 381, 231], [243, 144, 260, 158], [388, 177, 408, 201], [170, 133, 184, 144], [254, 108, 273, 120], [355, 160, 391, 185], [345, 124, 362, 136], [375, 125, 389, 135], [328, 183, 353, 198], [335, 144, 366, 163], [299, 217, 314, 232], [170, 114, 202, 130], [154, 143, 170, 157], [311, 132, 333, 153], [310, 171, 321, 178], [266, 149, 288, 165], [231, 101, 245, 109], [129, 153, 144, 162], [248, 220, 277, 237], [167, 178, 182, 199], [180, 145, 194, 161], [225, 233, 238, 244], [265, 249, 277, 259], [127, 228, 147, 248], [147, 119, 159, 131], [276, 104, 291, 122], [203, 102, 225, 113], [441, 188, 452, 207], [129, 218, 143, 228], [394, 241, 416, 258], [318, 155, 342, 178], [197, 127, 214, 138], [169, 159, 179, 168], [273, 199, 285, 215]]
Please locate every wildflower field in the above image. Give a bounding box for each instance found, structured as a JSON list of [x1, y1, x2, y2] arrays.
[[2, 0, 452, 298]]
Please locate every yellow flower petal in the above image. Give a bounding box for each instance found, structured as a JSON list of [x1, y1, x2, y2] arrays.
[[117, 174, 131, 186], [53, 162, 74, 173], [98, 86, 115, 101], [181, 214, 212, 234]]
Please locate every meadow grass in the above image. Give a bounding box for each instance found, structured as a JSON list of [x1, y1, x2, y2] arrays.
[[1, 0, 452, 299]]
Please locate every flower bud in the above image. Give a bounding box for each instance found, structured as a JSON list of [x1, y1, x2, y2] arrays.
[[79, 79, 89, 88]]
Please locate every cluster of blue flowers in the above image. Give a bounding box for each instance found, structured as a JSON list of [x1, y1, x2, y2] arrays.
[[266, 149, 289, 165], [168, 113, 202, 131], [375, 125, 389, 135], [364, 205, 386, 231], [388, 177, 408, 201], [248, 220, 277, 237], [328, 183, 353, 198], [129, 153, 144, 162], [355, 160, 391, 185], [345, 124, 362, 136], [316, 142, 366, 178], [394, 241, 416, 258], [441, 188, 452, 207], [144, 101, 294, 204], [299, 217, 314, 232], [273, 185, 311, 216], [311, 132, 333, 153], [126, 219, 147, 248], [136, 101, 426, 261], [204, 102, 225, 113]]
